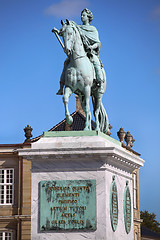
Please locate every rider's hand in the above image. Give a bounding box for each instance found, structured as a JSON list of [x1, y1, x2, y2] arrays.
[[52, 27, 59, 34]]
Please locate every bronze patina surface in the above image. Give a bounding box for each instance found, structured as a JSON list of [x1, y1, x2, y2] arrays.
[[124, 181, 131, 234], [110, 176, 118, 232], [40, 179, 96, 231], [52, 9, 109, 133]]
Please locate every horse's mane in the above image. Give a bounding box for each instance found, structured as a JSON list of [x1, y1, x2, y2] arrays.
[[69, 21, 81, 37], [69, 21, 88, 50]]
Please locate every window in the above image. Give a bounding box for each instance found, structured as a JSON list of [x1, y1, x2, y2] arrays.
[[133, 172, 137, 209], [0, 231, 12, 240], [0, 169, 14, 205]]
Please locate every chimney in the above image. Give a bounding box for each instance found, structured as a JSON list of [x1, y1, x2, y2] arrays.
[[75, 95, 85, 116], [65, 122, 72, 131]]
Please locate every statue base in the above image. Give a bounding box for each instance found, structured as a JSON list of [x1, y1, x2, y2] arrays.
[[18, 131, 144, 240]]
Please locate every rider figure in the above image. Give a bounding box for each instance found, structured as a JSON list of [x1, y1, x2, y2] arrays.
[[55, 8, 104, 95]]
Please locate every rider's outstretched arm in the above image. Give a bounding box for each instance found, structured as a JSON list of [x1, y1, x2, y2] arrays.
[[52, 27, 65, 50]]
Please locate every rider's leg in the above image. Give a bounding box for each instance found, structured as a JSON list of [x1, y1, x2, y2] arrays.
[[92, 55, 104, 94], [57, 58, 70, 95]]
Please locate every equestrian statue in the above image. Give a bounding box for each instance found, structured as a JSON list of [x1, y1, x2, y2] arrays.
[[52, 8, 109, 133]]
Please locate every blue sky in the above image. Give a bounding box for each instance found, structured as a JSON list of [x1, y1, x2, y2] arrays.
[[0, 0, 160, 221]]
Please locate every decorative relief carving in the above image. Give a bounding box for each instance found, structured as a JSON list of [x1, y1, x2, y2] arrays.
[[40, 179, 96, 231], [110, 176, 118, 231], [124, 180, 131, 234]]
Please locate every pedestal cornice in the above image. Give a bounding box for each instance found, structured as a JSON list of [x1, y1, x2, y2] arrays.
[[18, 131, 144, 171]]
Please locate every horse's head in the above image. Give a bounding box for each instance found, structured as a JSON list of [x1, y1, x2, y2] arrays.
[[60, 19, 76, 56]]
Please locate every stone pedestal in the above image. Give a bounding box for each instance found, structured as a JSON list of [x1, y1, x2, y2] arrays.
[[18, 131, 144, 240]]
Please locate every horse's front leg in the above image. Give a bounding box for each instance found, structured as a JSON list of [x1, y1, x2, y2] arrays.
[[63, 87, 73, 124], [84, 86, 91, 131]]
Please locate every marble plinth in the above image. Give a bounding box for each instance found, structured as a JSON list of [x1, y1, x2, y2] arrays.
[[18, 131, 144, 240]]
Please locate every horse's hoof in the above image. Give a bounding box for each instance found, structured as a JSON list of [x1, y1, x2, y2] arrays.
[[83, 127, 89, 131], [66, 116, 73, 125]]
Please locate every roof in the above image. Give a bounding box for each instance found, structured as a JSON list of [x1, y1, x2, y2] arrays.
[[0, 143, 31, 148], [50, 111, 96, 131], [141, 226, 160, 239]]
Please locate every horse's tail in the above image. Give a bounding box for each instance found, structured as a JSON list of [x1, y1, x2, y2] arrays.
[[92, 96, 109, 134]]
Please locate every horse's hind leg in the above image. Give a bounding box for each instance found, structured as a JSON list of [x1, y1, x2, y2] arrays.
[[63, 87, 73, 124], [83, 86, 91, 131], [93, 96, 102, 132]]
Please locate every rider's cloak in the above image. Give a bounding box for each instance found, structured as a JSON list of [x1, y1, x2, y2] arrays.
[[78, 25, 101, 55], [70, 21, 101, 56]]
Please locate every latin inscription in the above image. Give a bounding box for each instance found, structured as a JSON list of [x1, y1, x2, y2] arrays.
[[110, 176, 118, 231], [124, 181, 131, 234], [40, 179, 96, 231]]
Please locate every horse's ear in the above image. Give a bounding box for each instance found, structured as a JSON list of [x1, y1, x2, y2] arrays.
[[61, 20, 64, 26], [66, 19, 70, 25]]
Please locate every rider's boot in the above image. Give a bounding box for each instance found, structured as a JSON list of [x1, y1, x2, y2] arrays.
[[56, 82, 64, 95], [94, 62, 104, 94]]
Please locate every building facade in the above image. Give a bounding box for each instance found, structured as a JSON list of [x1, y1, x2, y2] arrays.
[[0, 144, 31, 240], [133, 169, 142, 240]]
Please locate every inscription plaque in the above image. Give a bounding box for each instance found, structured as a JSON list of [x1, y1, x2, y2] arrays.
[[40, 179, 96, 231], [110, 176, 118, 231], [124, 181, 131, 234]]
